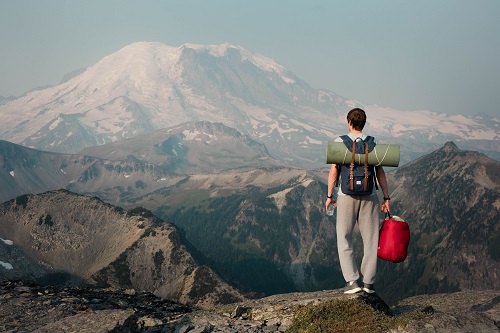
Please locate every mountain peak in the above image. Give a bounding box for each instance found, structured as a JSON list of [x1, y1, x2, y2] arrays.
[[117, 41, 178, 53], [442, 141, 460, 153], [181, 42, 242, 56], [179, 42, 288, 76]]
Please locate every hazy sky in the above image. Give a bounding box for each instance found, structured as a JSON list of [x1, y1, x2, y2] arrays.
[[1, 0, 499, 117]]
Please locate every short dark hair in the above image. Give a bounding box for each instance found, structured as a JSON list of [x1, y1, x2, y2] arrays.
[[347, 108, 366, 131]]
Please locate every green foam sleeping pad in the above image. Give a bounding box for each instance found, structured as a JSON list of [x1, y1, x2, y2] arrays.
[[326, 142, 400, 167]]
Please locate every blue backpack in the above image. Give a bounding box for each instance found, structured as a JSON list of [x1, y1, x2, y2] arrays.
[[338, 135, 378, 196]]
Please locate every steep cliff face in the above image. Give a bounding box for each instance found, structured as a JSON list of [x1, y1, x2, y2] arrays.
[[91, 219, 243, 307], [0, 190, 244, 307]]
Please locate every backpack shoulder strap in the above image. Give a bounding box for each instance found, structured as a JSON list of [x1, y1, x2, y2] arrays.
[[349, 139, 356, 191], [336, 135, 351, 188], [363, 136, 377, 152], [340, 135, 354, 151], [340, 135, 351, 143], [363, 141, 369, 191]]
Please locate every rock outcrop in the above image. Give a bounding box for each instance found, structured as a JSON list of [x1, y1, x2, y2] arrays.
[[1, 279, 499, 333]]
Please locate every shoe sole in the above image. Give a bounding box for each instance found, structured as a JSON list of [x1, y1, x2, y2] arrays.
[[363, 288, 375, 294], [344, 287, 362, 294]]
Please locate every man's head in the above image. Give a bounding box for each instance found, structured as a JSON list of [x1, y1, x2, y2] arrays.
[[347, 108, 366, 131]]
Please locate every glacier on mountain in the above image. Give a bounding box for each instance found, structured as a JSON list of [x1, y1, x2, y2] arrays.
[[0, 41, 497, 166]]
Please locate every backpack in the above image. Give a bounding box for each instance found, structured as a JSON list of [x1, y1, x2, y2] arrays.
[[337, 135, 377, 195]]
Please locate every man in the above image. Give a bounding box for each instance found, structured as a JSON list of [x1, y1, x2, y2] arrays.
[[325, 108, 390, 294]]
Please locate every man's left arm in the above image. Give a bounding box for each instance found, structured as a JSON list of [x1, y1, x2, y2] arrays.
[[376, 165, 390, 213], [326, 164, 338, 211]]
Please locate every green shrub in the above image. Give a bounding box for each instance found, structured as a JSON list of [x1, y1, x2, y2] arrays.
[[286, 298, 426, 333]]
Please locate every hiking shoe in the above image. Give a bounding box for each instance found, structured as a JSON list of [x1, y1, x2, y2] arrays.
[[363, 283, 376, 294], [344, 281, 362, 294]]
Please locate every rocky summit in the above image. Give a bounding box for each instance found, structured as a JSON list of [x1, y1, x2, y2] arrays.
[[1, 279, 499, 333]]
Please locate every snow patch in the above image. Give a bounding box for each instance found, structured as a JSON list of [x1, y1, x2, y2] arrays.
[[304, 136, 323, 145], [268, 178, 313, 212], [9, 171, 14, 177], [1, 238, 14, 245], [182, 129, 216, 143], [0, 261, 13, 270], [49, 117, 62, 130]]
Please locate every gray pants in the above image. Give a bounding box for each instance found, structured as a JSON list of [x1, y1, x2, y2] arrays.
[[336, 194, 380, 285]]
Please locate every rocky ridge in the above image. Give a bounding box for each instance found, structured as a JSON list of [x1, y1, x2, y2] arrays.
[[0, 121, 285, 204], [1, 279, 499, 333], [0, 190, 245, 308]]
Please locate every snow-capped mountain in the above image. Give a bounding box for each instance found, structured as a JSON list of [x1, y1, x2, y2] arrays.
[[0, 41, 498, 167]]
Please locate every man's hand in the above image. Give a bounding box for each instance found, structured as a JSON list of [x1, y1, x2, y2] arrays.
[[381, 199, 390, 213], [325, 197, 336, 212]]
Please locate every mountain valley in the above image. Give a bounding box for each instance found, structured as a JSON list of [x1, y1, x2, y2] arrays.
[[0, 136, 498, 306]]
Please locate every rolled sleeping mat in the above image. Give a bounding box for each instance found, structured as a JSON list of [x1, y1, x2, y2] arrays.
[[326, 142, 400, 167]]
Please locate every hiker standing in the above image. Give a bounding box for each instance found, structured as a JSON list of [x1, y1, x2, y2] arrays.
[[325, 108, 390, 294]]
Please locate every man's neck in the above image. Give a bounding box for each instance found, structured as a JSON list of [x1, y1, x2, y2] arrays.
[[347, 123, 362, 134]]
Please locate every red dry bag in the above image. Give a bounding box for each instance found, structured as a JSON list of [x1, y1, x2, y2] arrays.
[[377, 213, 410, 263]]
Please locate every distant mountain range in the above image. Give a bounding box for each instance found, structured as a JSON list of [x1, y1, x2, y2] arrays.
[[1, 134, 498, 304], [0, 42, 498, 167], [0, 121, 286, 204]]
